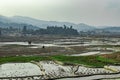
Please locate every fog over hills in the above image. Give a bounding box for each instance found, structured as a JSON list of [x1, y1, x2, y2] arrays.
[[0, 15, 96, 31], [0, 15, 120, 32]]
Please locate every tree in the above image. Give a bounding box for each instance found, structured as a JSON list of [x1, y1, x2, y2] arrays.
[[64, 25, 67, 29], [0, 29, 1, 36], [9, 26, 13, 30], [70, 26, 73, 29], [22, 26, 27, 34]]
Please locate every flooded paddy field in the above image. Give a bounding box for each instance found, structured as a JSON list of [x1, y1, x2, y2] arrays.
[[0, 36, 120, 57], [0, 36, 120, 80]]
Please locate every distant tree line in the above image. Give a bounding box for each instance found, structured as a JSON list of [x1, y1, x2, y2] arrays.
[[0, 25, 79, 36], [33, 25, 79, 35]]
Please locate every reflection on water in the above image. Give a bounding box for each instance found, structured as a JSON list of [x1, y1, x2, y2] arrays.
[[57, 74, 120, 80], [0, 41, 105, 47], [0, 42, 57, 47]]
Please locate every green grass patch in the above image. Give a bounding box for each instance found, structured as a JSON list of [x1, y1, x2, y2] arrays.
[[51, 55, 118, 67], [0, 56, 51, 64], [97, 56, 117, 64], [0, 55, 119, 67]]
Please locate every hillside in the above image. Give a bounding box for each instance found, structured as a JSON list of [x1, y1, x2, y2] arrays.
[[0, 15, 96, 31], [103, 27, 120, 32], [0, 15, 120, 33]]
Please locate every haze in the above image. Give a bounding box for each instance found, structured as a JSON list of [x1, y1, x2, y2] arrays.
[[0, 0, 120, 26]]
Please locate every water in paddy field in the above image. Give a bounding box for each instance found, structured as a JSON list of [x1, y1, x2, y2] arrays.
[[57, 74, 120, 80], [0, 42, 57, 47], [0, 63, 41, 77], [0, 62, 120, 80], [0, 40, 119, 56], [0, 37, 120, 47], [0, 38, 120, 79]]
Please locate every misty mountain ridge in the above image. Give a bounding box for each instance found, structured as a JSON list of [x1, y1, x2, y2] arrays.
[[0, 15, 96, 31], [0, 15, 120, 32], [102, 27, 120, 32]]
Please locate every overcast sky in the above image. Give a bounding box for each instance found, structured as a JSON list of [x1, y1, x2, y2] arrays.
[[0, 0, 120, 26]]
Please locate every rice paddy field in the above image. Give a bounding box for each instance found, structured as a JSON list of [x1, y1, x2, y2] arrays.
[[0, 36, 120, 80], [0, 36, 120, 68]]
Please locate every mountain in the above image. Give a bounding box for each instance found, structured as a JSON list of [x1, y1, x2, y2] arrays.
[[0, 15, 96, 31], [102, 27, 120, 32], [75, 23, 96, 31], [0, 16, 39, 30], [0, 15, 120, 33]]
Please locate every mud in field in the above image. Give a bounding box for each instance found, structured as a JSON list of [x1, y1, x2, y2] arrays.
[[0, 37, 119, 57]]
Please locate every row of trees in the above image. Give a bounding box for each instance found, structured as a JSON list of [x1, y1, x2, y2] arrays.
[[33, 25, 79, 35], [0, 25, 79, 36]]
